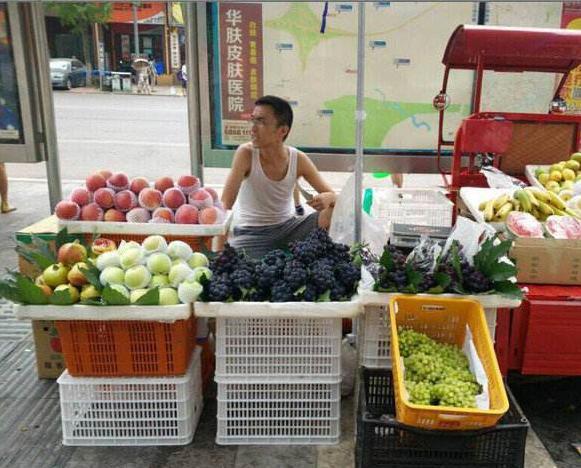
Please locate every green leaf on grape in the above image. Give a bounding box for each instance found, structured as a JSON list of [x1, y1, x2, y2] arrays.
[[134, 286, 160, 306], [379, 246, 395, 272]]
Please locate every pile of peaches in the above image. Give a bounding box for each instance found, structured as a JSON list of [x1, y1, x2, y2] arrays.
[[54, 170, 225, 225]]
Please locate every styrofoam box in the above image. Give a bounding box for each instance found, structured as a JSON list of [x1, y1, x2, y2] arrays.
[[58, 347, 203, 446], [215, 316, 342, 382], [357, 304, 498, 369], [216, 379, 341, 445], [371, 189, 454, 229]]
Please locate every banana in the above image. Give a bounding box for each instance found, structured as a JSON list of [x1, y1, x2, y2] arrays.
[[531, 207, 541, 219], [493, 194, 510, 210], [483, 199, 495, 222], [479, 200, 488, 211], [553, 208, 568, 216], [513, 199, 521, 211], [495, 202, 513, 220], [525, 187, 550, 203], [564, 207, 581, 219], [524, 189, 540, 207], [546, 191, 566, 210], [538, 201, 554, 216], [514, 190, 532, 212]]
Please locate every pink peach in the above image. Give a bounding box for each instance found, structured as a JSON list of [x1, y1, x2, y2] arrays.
[[152, 207, 175, 223], [80, 202, 104, 221], [114, 190, 138, 212], [177, 175, 200, 195], [70, 187, 92, 207], [107, 172, 130, 192], [86, 173, 107, 192], [93, 187, 116, 209], [104, 208, 126, 222], [175, 204, 199, 224], [199, 206, 224, 225], [163, 187, 186, 209], [154, 176, 174, 193], [138, 188, 163, 211], [97, 169, 113, 181], [129, 177, 150, 195], [204, 187, 220, 202], [189, 189, 213, 209], [55, 200, 81, 220]]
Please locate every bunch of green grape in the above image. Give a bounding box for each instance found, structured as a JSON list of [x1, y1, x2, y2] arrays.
[[398, 327, 482, 408]]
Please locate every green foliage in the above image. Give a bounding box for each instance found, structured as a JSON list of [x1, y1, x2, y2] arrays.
[[102, 286, 131, 306], [46, 3, 112, 33], [134, 287, 160, 306]]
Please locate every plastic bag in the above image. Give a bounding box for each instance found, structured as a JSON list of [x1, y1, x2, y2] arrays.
[[442, 216, 495, 265], [481, 166, 526, 189], [341, 335, 357, 397], [405, 236, 442, 274], [329, 174, 387, 257]]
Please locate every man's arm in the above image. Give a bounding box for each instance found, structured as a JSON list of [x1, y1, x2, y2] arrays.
[[221, 143, 252, 210], [297, 152, 336, 211]]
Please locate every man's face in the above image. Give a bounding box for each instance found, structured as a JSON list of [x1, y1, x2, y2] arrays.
[[249, 105, 288, 148]]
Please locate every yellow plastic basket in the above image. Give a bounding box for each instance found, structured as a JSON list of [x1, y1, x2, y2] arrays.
[[389, 295, 509, 430]]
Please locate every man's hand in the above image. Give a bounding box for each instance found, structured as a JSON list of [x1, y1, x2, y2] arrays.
[[307, 192, 336, 211]]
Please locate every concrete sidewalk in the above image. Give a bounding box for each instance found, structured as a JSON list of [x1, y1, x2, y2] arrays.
[[68, 83, 186, 98]]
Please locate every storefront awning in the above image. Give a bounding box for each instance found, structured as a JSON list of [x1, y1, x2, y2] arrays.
[[443, 25, 581, 73]]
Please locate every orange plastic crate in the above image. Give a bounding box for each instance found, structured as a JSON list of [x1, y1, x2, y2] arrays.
[[56, 315, 196, 377], [389, 296, 509, 431], [81, 233, 212, 252]]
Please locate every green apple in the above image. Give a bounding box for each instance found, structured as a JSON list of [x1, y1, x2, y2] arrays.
[[42, 263, 70, 287], [187, 252, 209, 269], [159, 287, 179, 305], [54, 284, 80, 303], [124, 265, 151, 290]]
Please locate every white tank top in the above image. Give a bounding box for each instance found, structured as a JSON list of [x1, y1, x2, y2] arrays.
[[236, 145, 297, 226]]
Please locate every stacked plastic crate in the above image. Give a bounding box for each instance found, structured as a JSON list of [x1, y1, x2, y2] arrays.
[[196, 302, 359, 445], [17, 304, 204, 446]]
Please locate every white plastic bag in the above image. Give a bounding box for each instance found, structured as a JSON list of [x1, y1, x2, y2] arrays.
[[442, 216, 495, 265], [329, 174, 387, 256]]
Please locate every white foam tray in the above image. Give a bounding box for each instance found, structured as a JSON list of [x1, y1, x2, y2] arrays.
[[14, 303, 192, 322], [358, 288, 522, 310], [194, 296, 361, 318], [59, 210, 232, 237], [459, 187, 516, 232], [524, 165, 550, 190]]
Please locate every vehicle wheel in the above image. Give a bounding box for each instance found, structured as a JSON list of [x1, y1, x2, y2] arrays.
[[66, 78, 72, 90]]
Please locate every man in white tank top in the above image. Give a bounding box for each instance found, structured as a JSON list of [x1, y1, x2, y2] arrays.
[[221, 96, 337, 259]]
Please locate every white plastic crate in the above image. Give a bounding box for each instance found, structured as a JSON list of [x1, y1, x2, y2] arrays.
[[371, 189, 454, 228], [216, 379, 341, 445], [215, 316, 342, 381], [357, 304, 498, 368], [357, 304, 391, 368], [58, 347, 203, 446]]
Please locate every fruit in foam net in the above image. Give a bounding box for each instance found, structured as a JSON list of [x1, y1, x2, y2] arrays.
[[99, 266, 125, 286], [204, 187, 219, 202], [119, 247, 145, 270], [96, 251, 121, 270], [58, 241, 88, 265], [559, 189, 574, 201], [109, 284, 130, 299], [562, 168, 576, 181], [168, 263, 192, 287], [129, 177, 150, 195], [163, 187, 186, 209], [80, 284, 100, 302], [114, 190, 138, 212], [80, 202, 104, 221], [191, 266, 212, 282], [93, 188, 116, 209], [42, 263, 69, 287], [106, 172, 130, 192], [67, 262, 89, 287], [177, 175, 200, 195], [159, 287, 180, 305], [130, 288, 149, 304], [178, 278, 203, 303], [124, 265, 151, 290], [55, 200, 81, 220], [175, 204, 199, 224], [86, 173, 107, 192], [118, 240, 141, 255], [147, 252, 172, 274], [138, 188, 163, 210], [142, 235, 168, 254], [70, 187, 92, 207], [126, 207, 151, 223], [151, 207, 174, 223], [167, 240, 193, 260], [104, 208, 126, 222], [54, 284, 80, 303], [150, 274, 170, 288], [189, 189, 213, 209], [154, 176, 174, 193], [199, 206, 224, 224], [188, 252, 209, 269]]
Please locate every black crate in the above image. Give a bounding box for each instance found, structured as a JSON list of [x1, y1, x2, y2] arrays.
[[356, 368, 529, 468]]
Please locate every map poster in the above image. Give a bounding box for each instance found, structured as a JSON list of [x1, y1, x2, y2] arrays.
[[219, 3, 263, 144], [0, 3, 23, 143], [561, 2, 581, 112]]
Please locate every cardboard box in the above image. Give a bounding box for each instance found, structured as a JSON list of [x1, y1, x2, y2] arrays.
[[511, 238, 581, 285], [32, 320, 65, 379]]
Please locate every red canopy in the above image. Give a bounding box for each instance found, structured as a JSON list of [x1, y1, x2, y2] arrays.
[[443, 25, 581, 73]]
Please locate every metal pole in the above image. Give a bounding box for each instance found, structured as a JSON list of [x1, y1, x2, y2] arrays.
[[30, 3, 62, 210], [132, 2, 140, 57], [185, 3, 204, 182], [354, 3, 366, 244]]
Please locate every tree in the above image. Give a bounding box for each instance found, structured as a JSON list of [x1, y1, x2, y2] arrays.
[[46, 3, 112, 83]]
